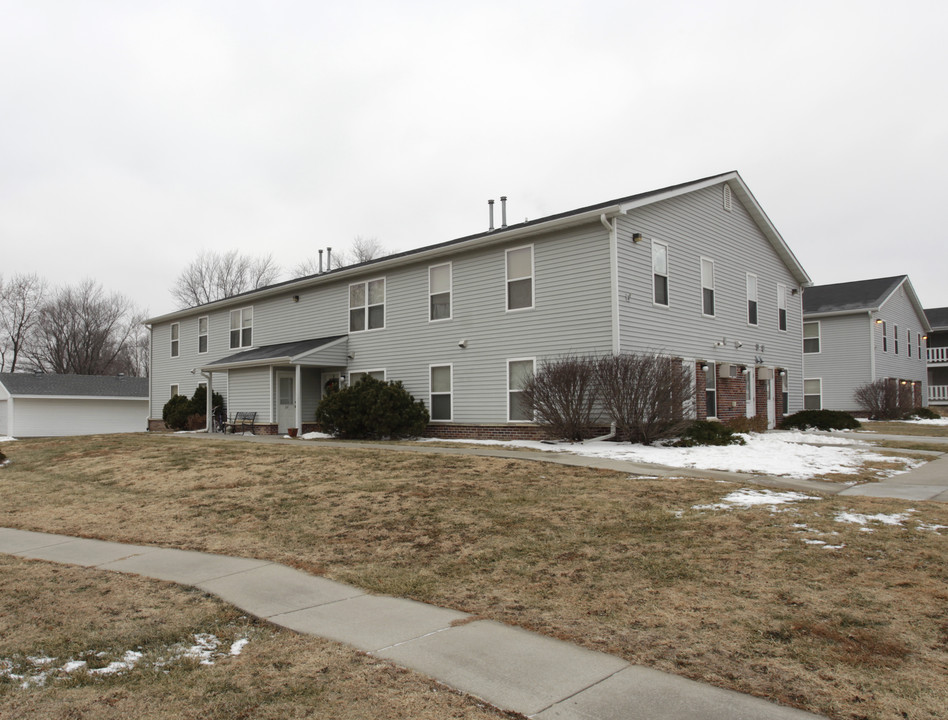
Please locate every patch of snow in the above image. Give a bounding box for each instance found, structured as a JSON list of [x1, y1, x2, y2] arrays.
[[822, 544, 846, 550], [803, 539, 827, 545], [834, 510, 914, 527], [692, 488, 819, 512], [300, 431, 334, 440], [902, 417, 948, 426], [182, 634, 221, 665], [62, 660, 87, 673], [89, 650, 142, 675], [420, 431, 916, 479], [0, 436, 16, 442], [229, 638, 249, 656], [916, 523, 948, 534]]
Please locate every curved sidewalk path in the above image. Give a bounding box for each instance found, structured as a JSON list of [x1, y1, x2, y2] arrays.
[[1, 527, 823, 720], [179, 430, 948, 502]]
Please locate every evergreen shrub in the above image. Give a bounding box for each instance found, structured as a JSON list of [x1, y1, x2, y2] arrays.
[[316, 376, 429, 439], [780, 410, 861, 431], [671, 420, 746, 447]]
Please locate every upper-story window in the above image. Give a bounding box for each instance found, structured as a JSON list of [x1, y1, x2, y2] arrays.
[[198, 316, 208, 354], [918, 332, 923, 359], [230, 307, 253, 349], [908, 332, 913, 358], [894, 325, 899, 355], [506, 246, 534, 311], [746, 273, 758, 325], [429, 263, 452, 321], [803, 321, 820, 353], [882, 321, 888, 352], [170, 323, 180, 358], [349, 278, 385, 332], [652, 241, 669, 306], [700, 258, 715, 316], [777, 284, 788, 331]]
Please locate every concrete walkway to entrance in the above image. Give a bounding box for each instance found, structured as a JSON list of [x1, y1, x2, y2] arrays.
[[178, 429, 948, 502], [0, 527, 824, 720]]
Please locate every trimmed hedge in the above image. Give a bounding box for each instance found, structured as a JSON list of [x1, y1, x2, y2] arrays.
[[906, 407, 940, 420], [670, 421, 746, 447], [161, 387, 226, 431], [780, 410, 861, 431], [316, 376, 429, 440]]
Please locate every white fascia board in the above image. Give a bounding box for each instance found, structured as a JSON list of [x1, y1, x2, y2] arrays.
[[146, 207, 623, 325], [12, 395, 148, 401], [803, 309, 878, 320], [201, 357, 293, 372]]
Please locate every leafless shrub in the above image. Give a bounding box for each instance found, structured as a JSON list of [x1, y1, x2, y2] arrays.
[[521, 355, 601, 441], [595, 353, 693, 444], [0, 273, 46, 372], [854, 379, 914, 419]]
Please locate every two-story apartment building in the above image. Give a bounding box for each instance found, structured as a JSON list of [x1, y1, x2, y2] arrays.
[[924, 307, 948, 407], [802, 276, 930, 413], [146, 171, 812, 438]]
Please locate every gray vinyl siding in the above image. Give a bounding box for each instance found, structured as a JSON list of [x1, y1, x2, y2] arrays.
[[149, 321, 229, 417], [875, 284, 928, 390], [347, 224, 614, 423], [226, 368, 271, 421], [617, 184, 806, 413], [0, 399, 7, 435], [802, 314, 872, 411]]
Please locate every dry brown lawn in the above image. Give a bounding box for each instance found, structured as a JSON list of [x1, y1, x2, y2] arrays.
[[2, 434, 947, 720], [857, 421, 948, 438], [0, 555, 512, 719]]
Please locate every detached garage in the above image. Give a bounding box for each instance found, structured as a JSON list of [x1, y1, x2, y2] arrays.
[[0, 372, 148, 438]]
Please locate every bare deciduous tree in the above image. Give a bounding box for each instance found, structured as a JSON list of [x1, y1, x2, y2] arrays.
[[854, 378, 915, 419], [27, 280, 144, 376], [521, 355, 601, 441], [0, 273, 46, 372], [172, 250, 281, 308], [595, 353, 694, 445]]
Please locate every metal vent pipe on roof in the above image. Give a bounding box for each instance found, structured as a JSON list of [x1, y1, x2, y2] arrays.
[[488, 199, 495, 231], [318, 249, 324, 273], [327, 247, 332, 270], [501, 196, 507, 228]]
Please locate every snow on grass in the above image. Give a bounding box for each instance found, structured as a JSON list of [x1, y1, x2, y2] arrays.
[[834, 510, 915, 527], [902, 417, 948, 426], [422, 430, 913, 479], [0, 436, 15, 442], [0, 634, 250, 689], [692, 488, 819, 512], [300, 431, 333, 440]]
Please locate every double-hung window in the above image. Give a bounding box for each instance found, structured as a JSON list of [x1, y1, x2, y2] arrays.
[[882, 321, 888, 352], [198, 316, 208, 354], [803, 321, 820, 353], [430, 365, 452, 421], [349, 278, 385, 332], [429, 263, 451, 321], [229, 307, 252, 349], [508, 358, 534, 422], [652, 241, 669, 306], [918, 333, 923, 359], [170, 323, 180, 358], [777, 284, 788, 331], [804, 379, 822, 410], [170, 384, 179, 398], [746, 273, 758, 325], [705, 363, 717, 418], [908, 332, 913, 358], [701, 258, 715, 316], [349, 369, 385, 384], [506, 246, 533, 311], [894, 325, 899, 355]]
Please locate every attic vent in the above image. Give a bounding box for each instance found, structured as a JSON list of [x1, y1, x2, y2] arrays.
[[723, 184, 732, 212]]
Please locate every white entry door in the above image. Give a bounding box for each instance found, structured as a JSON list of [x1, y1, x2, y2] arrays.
[[276, 371, 296, 433]]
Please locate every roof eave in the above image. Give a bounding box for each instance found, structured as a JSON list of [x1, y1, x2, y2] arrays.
[[8, 394, 148, 401], [803, 308, 877, 320]]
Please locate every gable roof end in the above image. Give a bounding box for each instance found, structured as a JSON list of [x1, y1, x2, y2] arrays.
[[803, 276, 931, 331], [924, 307, 948, 331]]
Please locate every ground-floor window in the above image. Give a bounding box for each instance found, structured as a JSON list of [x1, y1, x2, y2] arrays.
[[349, 369, 385, 385], [430, 365, 452, 421], [508, 358, 535, 422], [804, 378, 822, 410], [704, 362, 716, 418], [781, 371, 789, 414], [170, 384, 179, 398]]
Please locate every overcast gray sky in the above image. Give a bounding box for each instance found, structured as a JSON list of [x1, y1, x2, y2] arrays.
[[3, 0, 946, 318]]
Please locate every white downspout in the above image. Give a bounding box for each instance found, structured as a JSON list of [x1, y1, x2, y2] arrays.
[[602, 213, 621, 356], [295, 364, 302, 430], [202, 371, 214, 432], [868, 311, 876, 381]]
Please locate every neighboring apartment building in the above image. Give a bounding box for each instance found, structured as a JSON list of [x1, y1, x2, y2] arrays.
[[802, 276, 930, 413], [924, 307, 948, 406], [146, 171, 812, 438]]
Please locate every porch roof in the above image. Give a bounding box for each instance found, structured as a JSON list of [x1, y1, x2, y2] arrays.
[[202, 335, 347, 371]]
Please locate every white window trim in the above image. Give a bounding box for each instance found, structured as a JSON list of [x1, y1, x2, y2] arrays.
[[505, 244, 535, 312], [704, 361, 717, 419], [198, 316, 209, 354], [700, 257, 715, 318], [651, 240, 670, 308], [894, 325, 899, 355], [170, 384, 179, 398], [507, 357, 535, 423], [230, 307, 253, 350], [746, 273, 758, 326], [170, 322, 180, 358], [803, 320, 821, 354], [348, 369, 386, 385], [777, 284, 788, 332], [349, 278, 386, 333], [428, 262, 452, 323], [429, 363, 453, 422], [804, 377, 822, 411], [881, 320, 888, 352]]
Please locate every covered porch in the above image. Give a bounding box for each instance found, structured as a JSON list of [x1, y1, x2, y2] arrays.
[[200, 336, 349, 434]]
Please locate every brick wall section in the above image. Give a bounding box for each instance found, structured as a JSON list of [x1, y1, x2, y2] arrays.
[[694, 362, 786, 425]]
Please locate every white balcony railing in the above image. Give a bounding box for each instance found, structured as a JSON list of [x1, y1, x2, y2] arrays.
[[929, 347, 948, 364], [930, 385, 948, 403]]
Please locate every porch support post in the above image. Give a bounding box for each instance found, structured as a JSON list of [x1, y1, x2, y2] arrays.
[[295, 364, 302, 430], [204, 371, 215, 433]]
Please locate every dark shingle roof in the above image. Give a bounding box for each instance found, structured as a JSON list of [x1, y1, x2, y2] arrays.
[[803, 276, 906, 315], [925, 307, 948, 330], [206, 336, 346, 367], [0, 373, 148, 398]]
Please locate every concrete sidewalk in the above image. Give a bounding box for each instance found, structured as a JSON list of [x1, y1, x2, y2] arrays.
[[0, 527, 824, 720]]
